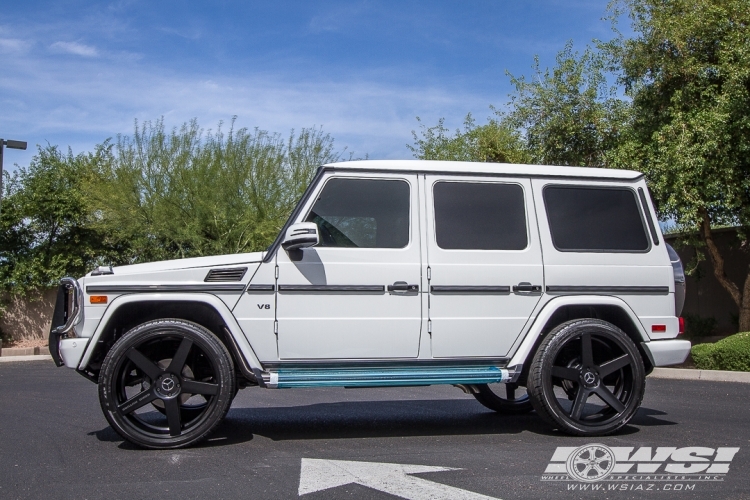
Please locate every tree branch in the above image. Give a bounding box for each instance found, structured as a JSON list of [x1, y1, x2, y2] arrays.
[[699, 207, 742, 308]]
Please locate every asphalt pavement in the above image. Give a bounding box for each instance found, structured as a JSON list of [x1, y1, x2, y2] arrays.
[[1, 360, 749, 500]]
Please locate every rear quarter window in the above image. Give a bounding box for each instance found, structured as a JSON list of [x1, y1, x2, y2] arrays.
[[543, 185, 650, 252]]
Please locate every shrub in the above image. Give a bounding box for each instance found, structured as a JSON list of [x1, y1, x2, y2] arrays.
[[691, 332, 750, 372], [683, 314, 717, 338]]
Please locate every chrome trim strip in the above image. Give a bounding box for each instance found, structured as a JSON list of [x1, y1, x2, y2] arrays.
[[430, 285, 511, 294], [546, 285, 670, 295], [85, 284, 246, 294], [277, 285, 385, 293]]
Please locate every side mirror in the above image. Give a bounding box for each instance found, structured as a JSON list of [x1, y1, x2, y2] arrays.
[[282, 222, 319, 251]]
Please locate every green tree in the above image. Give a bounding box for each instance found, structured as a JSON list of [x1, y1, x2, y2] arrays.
[[408, 113, 530, 163], [0, 145, 113, 293], [507, 41, 630, 167], [609, 0, 750, 330], [90, 118, 348, 263]]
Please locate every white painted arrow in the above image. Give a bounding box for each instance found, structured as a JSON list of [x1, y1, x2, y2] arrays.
[[298, 458, 500, 500]]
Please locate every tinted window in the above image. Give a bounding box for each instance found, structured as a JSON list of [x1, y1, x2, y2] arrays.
[[433, 182, 528, 250], [544, 186, 649, 252], [305, 178, 410, 248]]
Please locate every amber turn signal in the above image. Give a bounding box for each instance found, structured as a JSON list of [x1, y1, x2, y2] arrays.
[[90, 295, 108, 304]]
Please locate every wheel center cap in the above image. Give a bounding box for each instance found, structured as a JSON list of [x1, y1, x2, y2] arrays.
[[155, 374, 181, 398], [581, 370, 598, 387]]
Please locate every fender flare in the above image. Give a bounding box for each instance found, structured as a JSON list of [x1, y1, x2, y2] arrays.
[[77, 293, 264, 374], [507, 295, 650, 368]]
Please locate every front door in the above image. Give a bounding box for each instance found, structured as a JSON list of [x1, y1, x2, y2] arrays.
[[275, 173, 423, 359], [424, 175, 544, 358]]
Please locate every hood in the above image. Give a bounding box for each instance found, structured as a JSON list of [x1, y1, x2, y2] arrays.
[[100, 251, 266, 276]]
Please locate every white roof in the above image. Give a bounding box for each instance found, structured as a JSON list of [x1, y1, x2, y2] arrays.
[[323, 160, 643, 180]]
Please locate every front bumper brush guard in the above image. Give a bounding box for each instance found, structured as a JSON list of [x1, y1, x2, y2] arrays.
[[49, 277, 83, 367]]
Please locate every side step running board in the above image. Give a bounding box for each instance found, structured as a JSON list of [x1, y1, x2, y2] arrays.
[[261, 364, 521, 389]]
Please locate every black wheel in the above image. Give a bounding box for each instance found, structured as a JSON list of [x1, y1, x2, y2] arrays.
[[98, 319, 235, 449], [527, 319, 645, 436], [473, 383, 533, 414]]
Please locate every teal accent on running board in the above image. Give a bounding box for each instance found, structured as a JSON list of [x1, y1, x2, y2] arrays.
[[273, 365, 510, 388]]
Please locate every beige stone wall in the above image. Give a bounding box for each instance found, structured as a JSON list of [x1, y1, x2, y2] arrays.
[[0, 288, 57, 341]]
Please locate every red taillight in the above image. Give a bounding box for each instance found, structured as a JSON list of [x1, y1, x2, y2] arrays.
[[678, 317, 685, 335], [651, 324, 667, 333]]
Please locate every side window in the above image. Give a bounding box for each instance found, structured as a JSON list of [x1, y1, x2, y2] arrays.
[[433, 182, 528, 250], [305, 178, 410, 248], [543, 185, 649, 252]]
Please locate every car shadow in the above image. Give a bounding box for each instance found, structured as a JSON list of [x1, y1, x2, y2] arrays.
[[90, 401, 676, 448]]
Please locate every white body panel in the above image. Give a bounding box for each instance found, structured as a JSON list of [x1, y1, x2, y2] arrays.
[[423, 175, 544, 357], [275, 172, 423, 359], [531, 178, 678, 340]]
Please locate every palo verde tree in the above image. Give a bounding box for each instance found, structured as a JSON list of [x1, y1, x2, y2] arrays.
[[89, 118, 349, 263], [609, 0, 750, 330]]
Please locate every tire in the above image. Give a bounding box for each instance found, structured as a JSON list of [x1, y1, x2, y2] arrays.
[[527, 319, 645, 436], [473, 383, 533, 414], [98, 319, 235, 449]]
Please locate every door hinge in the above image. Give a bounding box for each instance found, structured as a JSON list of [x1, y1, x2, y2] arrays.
[[274, 320, 278, 335], [427, 266, 431, 281], [427, 319, 432, 335], [275, 265, 279, 279]]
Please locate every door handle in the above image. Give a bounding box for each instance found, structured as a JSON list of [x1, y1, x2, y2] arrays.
[[388, 281, 419, 293], [513, 282, 542, 293]]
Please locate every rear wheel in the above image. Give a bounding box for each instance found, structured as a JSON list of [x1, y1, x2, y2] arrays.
[[473, 383, 533, 414], [98, 319, 235, 449], [527, 319, 645, 436]]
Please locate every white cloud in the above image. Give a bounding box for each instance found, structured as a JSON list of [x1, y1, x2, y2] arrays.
[[0, 48, 500, 162], [50, 41, 98, 57], [0, 38, 31, 54]]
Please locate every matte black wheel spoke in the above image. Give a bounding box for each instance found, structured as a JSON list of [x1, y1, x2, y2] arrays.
[[551, 366, 580, 381], [164, 398, 182, 436], [594, 386, 626, 413], [182, 380, 219, 396], [117, 389, 157, 415], [126, 348, 163, 380], [505, 384, 516, 401], [581, 333, 594, 367], [167, 338, 194, 374], [599, 354, 632, 377], [570, 387, 590, 420]]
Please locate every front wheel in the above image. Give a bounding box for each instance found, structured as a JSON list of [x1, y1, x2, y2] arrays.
[[527, 319, 645, 436], [98, 319, 235, 449]]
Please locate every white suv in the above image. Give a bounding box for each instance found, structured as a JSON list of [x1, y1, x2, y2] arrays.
[[50, 160, 690, 449]]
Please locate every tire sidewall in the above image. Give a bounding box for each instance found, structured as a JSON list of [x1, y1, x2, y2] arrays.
[[529, 319, 645, 436], [98, 319, 235, 449]]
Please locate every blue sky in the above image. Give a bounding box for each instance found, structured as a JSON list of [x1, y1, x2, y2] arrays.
[[1, 1, 621, 170]]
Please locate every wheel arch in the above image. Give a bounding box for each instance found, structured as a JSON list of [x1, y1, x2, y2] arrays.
[[77, 293, 263, 384], [508, 296, 654, 382]]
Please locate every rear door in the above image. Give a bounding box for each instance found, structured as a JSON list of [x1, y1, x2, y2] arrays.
[[424, 175, 544, 358]]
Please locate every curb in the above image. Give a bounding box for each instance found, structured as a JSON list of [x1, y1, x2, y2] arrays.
[[649, 367, 750, 384], [0, 355, 53, 363]]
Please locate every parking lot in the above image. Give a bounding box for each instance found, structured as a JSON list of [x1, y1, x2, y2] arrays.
[[1, 360, 749, 499]]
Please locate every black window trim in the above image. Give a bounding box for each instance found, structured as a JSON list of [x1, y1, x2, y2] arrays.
[[301, 174, 414, 251], [638, 187, 660, 246], [542, 183, 652, 254], [430, 179, 530, 252]]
